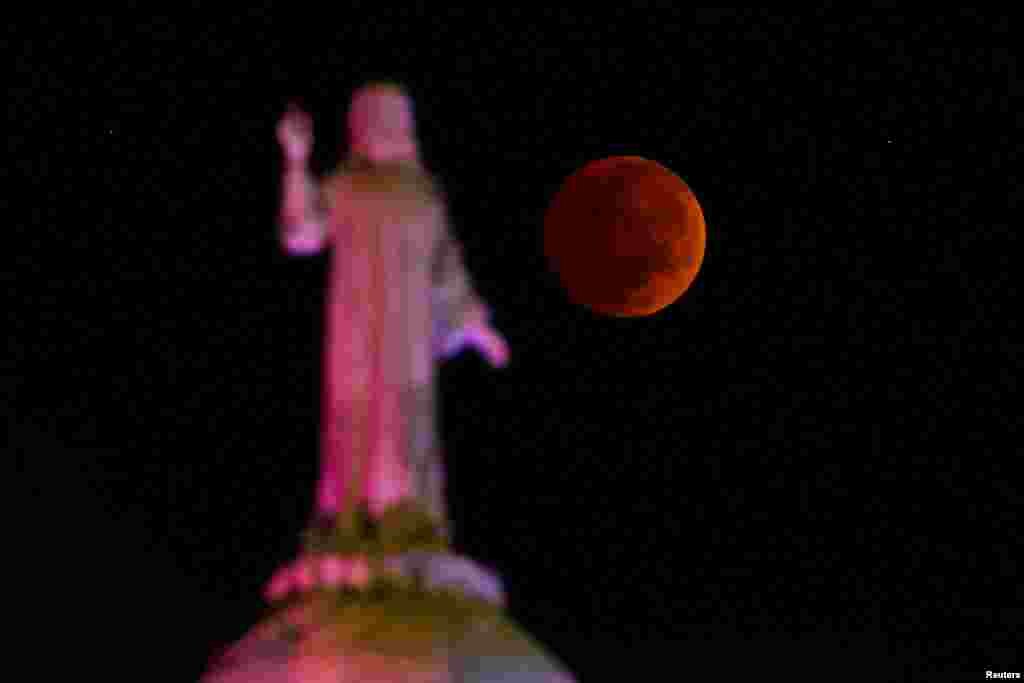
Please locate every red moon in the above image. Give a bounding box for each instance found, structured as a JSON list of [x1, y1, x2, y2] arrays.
[[543, 156, 705, 317]]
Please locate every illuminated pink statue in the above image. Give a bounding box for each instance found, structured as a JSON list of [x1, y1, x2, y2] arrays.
[[277, 82, 509, 537], [199, 83, 577, 683]]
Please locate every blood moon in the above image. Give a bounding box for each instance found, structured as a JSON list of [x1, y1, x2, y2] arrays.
[[543, 156, 705, 317]]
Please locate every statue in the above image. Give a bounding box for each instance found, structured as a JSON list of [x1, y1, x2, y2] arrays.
[[277, 82, 509, 539], [199, 82, 575, 683]]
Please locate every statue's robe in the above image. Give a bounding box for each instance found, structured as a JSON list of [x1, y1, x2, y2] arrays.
[[313, 158, 489, 536]]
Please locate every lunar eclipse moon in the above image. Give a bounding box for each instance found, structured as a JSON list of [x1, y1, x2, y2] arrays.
[[543, 156, 705, 317]]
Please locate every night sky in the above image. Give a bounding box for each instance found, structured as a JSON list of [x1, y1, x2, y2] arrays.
[[12, 10, 1020, 682]]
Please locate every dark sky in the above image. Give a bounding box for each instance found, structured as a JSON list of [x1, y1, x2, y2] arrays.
[[12, 9, 1020, 682]]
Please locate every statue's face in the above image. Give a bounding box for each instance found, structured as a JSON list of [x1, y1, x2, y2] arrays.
[[347, 84, 419, 164]]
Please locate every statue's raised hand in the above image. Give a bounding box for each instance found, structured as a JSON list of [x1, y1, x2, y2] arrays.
[[277, 102, 313, 164]]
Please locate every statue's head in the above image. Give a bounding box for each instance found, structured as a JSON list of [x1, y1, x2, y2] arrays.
[[347, 81, 419, 165]]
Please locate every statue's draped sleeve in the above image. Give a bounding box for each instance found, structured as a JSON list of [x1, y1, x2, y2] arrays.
[[431, 209, 491, 356]]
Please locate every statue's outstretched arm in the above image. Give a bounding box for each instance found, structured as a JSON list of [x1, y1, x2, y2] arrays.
[[277, 104, 328, 255]]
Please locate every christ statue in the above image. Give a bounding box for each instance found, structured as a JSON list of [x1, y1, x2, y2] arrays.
[[277, 82, 509, 541], [199, 82, 576, 683]]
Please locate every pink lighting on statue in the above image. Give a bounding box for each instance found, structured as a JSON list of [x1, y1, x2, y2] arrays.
[[346, 83, 420, 165], [265, 567, 292, 602], [263, 555, 376, 601], [198, 83, 578, 683], [320, 556, 345, 587], [275, 81, 510, 539], [294, 559, 316, 592], [283, 226, 327, 255]]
